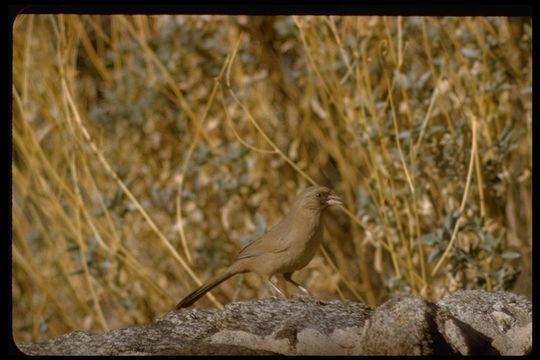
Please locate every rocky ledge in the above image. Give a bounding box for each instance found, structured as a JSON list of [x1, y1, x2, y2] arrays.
[[18, 289, 531, 355]]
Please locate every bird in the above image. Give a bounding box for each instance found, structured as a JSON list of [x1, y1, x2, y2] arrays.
[[175, 186, 343, 309]]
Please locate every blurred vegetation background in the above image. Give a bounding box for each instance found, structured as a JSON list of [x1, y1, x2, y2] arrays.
[[12, 15, 531, 344]]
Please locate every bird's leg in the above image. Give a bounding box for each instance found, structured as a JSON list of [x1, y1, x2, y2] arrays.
[[266, 276, 286, 298], [282, 273, 327, 304], [283, 272, 311, 297]]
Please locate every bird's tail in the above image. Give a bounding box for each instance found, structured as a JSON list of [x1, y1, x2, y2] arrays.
[[175, 269, 236, 309]]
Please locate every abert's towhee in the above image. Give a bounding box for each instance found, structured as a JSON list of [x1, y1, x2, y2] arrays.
[[176, 186, 342, 309]]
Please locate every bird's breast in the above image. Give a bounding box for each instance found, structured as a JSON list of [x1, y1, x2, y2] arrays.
[[280, 218, 323, 270]]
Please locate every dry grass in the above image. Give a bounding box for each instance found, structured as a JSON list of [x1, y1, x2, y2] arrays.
[[12, 15, 531, 343]]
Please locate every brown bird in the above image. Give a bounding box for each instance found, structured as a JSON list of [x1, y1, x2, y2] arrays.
[[175, 186, 343, 309]]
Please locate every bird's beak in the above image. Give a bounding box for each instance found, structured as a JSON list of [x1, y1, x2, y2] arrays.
[[326, 193, 343, 206]]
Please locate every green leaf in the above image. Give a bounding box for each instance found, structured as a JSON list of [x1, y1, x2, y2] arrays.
[[461, 47, 480, 59], [428, 247, 442, 263], [501, 250, 521, 260], [443, 211, 460, 236], [419, 232, 440, 245]]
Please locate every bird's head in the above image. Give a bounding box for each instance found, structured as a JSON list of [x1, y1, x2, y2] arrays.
[[293, 186, 343, 214]]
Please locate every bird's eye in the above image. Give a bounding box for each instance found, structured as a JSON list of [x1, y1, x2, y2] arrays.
[[316, 193, 321, 197]]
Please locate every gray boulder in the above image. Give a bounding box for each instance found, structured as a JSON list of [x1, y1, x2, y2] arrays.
[[17, 290, 531, 355]]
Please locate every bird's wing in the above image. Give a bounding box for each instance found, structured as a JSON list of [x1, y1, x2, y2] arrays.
[[236, 223, 290, 260]]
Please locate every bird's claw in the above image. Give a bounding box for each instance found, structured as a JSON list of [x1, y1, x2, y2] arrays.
[[292, 294, 327, 305]]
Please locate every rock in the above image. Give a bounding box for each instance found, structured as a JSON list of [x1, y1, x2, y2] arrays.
[[435, 307, 498, 355], [437, 289, 532, 355], [17, 290, 531, 355], [361, 296, 453, 355], [491, 322, 532, 355]]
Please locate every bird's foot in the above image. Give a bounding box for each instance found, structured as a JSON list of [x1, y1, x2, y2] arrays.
[[292, 294, 327, 305], [293, 294, 311, 302]]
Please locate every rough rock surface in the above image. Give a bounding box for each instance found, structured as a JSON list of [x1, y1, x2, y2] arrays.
[[17, 290, 531, 355], [438, 290, 532, 355], [361, 296, 453, 355]]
